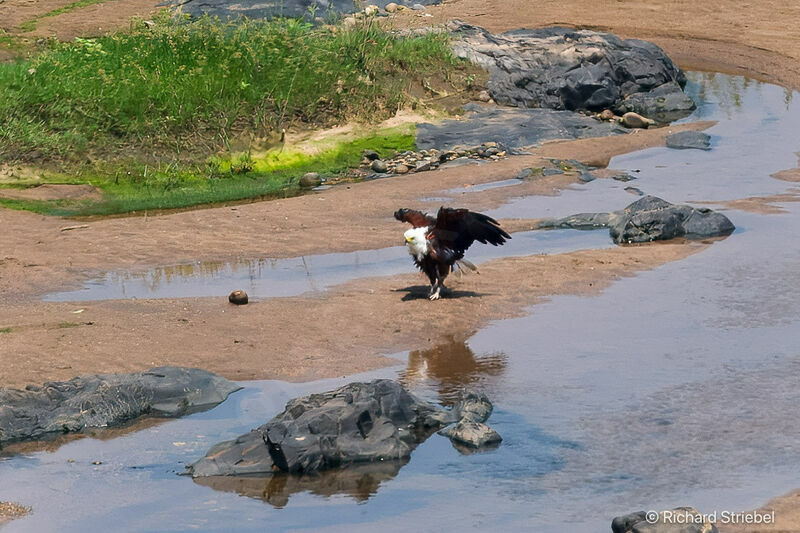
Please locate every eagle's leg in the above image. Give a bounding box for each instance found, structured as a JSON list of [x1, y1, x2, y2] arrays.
[[429, 268, 447, 301]]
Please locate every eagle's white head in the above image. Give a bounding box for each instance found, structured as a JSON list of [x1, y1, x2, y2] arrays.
[[404, 226, 429, 260]]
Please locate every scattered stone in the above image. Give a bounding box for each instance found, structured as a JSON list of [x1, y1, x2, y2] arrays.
[[415, 161, 432, 172], [578, 171, 596, 183], [299, 172, 322, 187], [477, 90, 491, 102], [362, 149, 380, 161], [542, 167, 565, 176], [0, 368, 241, 446], [665, 130, 712, 151], [395, 164, 410, 174], [439, 420, 502, 448], [599, 109, 617, 121], [450, 21, 694, 119], [612, 507, 718, 533], [619, 112, 654, 129], [452, 390, 493, 422], [371, 159, 388, 173], [537, 195, 735, 243], [411, 3, 426, 9], [228, 290, 248, 305], [384, 2, 398, 12]]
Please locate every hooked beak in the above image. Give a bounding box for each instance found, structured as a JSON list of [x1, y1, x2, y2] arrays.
[[405, 236, 413, 243]]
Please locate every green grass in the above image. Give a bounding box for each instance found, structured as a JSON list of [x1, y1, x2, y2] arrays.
[[0, 13, 460, 161], [0, 14, 466, 215], [0, 327, 12, 334]]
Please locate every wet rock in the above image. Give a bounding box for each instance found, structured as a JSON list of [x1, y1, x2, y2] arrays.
[[578, 171, 596, 183], [228, 290, 248, 305], [614, 81, 697, 124], [452, 390, 493, 422], [619, 111, 654, 129], [439, 420, 502, 448], [417, 105, 627, 152], [0, 367, 241, 446], [188, 380, 454, 477], [612, 507, 718, 533], [450, 21, 694, 119], [537, 196, 735, 243], [665, 130, 712, 151], [299, 172, 322, 187], [371, 159, 388, 173]]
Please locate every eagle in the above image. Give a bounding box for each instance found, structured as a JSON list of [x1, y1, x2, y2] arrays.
[[394, 207, 511, 300]]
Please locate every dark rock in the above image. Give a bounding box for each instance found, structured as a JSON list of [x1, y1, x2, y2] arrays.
[[416, 105, 627, 152], [665, 130, 712, 151], [614, 81, 697, 123], [542, 167, 565, 176], [166, 0, 441, 21], [578, 171, 596, 183], [438, 420, 502, 448], [188, 380, 454, 477], [450, 21, 694, 119], [0, 367, 241, 446], [228, 290, 248, 305], [612, 507, 718, 533], [537, 196, 735, 243], [612, 173, 636, 182], [452, 390, 493, 422], [362, 149, 380, 161], [371, 159, 388, 173], [299, 172, 322, 187], [610, 196, 734, 243]]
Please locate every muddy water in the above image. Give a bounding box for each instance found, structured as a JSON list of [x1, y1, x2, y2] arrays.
[[4, 72, 800, 532]]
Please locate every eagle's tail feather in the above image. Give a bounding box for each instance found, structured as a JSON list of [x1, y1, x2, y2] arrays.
[[456, 259, 480, 274]]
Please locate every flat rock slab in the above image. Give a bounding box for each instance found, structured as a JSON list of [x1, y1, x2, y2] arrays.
[[450, 21, 695, 122], [163, 0, 439, 20], [538, 195, 735, 244], [416, 104, 628, 151], [189, 380, 500, 478], [665, 130, 712, 150], [0, 367, 241, 446]]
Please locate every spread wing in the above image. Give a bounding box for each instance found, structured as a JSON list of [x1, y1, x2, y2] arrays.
[[431, 207, 510, 263], [394, 208, 436, 228]]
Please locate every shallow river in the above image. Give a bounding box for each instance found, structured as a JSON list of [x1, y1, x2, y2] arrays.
[[3, 72, 800, 532]]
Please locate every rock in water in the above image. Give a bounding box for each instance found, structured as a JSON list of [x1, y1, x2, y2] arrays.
[[450, 21, 695, 120], [665, 130, 712, 151], [438, 420, 502, 448], [609, 196, 734, 243], [189, 380, 457, 477], [537, 195, 735, 243], [0, 367, 241, 446], [612, 507, 718, 533]]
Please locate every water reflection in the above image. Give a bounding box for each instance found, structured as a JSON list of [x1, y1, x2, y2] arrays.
[[194, 461, 406, 509], [399, 337, 508, 405]]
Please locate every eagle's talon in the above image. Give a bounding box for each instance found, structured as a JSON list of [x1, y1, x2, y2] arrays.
[[429, 289, 441, 301]]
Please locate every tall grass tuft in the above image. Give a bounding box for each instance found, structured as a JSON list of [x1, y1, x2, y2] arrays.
[[0, 12, 459, 161]]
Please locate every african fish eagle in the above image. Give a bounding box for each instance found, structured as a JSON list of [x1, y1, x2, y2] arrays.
[[394, 207, 511, 300]]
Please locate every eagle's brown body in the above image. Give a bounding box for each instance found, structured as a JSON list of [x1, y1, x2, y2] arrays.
[[394, 207, 511, 300]]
